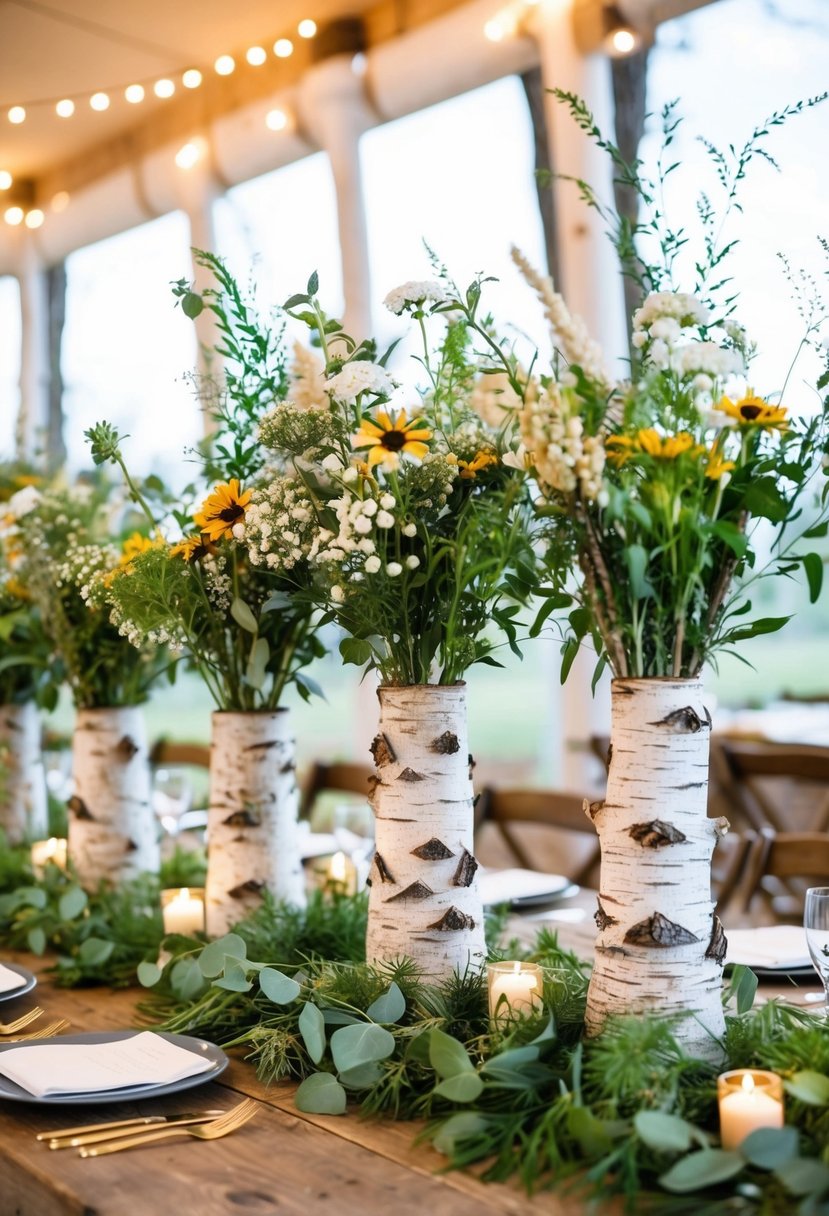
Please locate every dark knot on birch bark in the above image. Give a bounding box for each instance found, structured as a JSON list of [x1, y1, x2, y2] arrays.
[[397, 767, 424, 783], [705, 916, 727, 965], [385, 880, 434, 902], [427, 906, 476, 932], [227, 879, 266, 899], [431, 731, 460, 754], [222, 809, 262, 827], [595, 899, 618, 930], [624, 911, 699, 948], [628, 820, 687, 848], [67, 796, 95, 821], [372, 853, 394, 884], [370, 734, 396, 766], [649, 706, 712, 734], [453, 850, 478, 887], [411, 838, 455, 860], [584, 798, 605, 822], [116, 735, 140, 760]]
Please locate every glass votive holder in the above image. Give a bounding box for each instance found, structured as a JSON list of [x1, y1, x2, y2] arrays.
[[316, 850, 359, 896], [487, 961, 543, 1022], [717, 1069, 784, 1150], [161, 887, 206, 936], [30, 837, 68, 877]]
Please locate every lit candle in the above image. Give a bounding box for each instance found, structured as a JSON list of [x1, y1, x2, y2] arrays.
[[161, 887, 206, 936], [30, 837, 67, 877], [324, 850, 358, 896], [718, 1069, 784, 1149], [487, 961, 543, 1021]]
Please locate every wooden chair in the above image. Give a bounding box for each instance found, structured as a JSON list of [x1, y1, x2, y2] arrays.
[[715, 739, 829, 834], [299, 760, 374, 821], [149, 740, 210, 769], [474, 786, 600, 885], [741, 828, 829, 914]]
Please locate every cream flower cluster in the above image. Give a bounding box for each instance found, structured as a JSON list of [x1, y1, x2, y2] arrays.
[[632, 291, 711, 332], [511, 246, 608, 385], [383, 280, 450, 316], [521, 386, 606, 503], [62, 543, 119, 608], [325, 361, 396, 404], [469, 370, 522, 428], [258, 400, 345, 458], [288, 342, 328, 410], [245, 478, 325, 572]]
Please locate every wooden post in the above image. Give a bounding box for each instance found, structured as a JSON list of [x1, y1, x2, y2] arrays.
[[15, 236, 50, 462]]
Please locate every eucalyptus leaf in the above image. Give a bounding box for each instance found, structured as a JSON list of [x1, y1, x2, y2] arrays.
[[198, 933, 247, 977], [366, 981, 406, 1024], [434, 1071, 484, 1103], [429, 1028, 475, 1079], [432, 1112, 490, 1157], [330, 1023, 395, 1074], [660, 1149, 744, 1193], [322, 1009, 360, 1027], [213, 958, 253, 992], [299, 1001, 326, 1064], [58, 886, 88, 921], [230, 597, 258, 633], [295, 1072, 346, 1115], [170, 956, 208, 1002], [27, 926, 46, 955], [785, 1070, 829, 1106], [258, 967, 301, 1005], [774, 1157, 829, 1197], [78, 937, 115, 966], [740, 1126, 799, 1169], [634, 1110, 706, 1154], [338, 1061, 385, 1090], [137, 960, 162, 988], [18, 886, 47, 911]]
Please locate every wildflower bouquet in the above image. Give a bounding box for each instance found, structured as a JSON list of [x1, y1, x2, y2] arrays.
[[499, 93, 829, 1059]]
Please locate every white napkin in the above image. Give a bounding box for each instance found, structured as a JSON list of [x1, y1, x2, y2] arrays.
[[726, 926, 812, 970], [479, 868, 570, 907], [0, 1031, 214, 1098], [0, 965, 27, 994]]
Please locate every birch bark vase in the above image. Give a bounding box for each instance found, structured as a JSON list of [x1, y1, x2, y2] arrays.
[[585, 678, 729, 1061], [0, 702, 48, 843], [205, 711, 305, 937], [69, 707, 159, 887], [367, 684, 486, 979]]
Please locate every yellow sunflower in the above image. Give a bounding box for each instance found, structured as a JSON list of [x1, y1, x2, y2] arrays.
[[5, 576, 30, 601], [352, 410, 431, 470], [457, 451, 498, 480], [170, 533, 218, 563], [705, 449, 736, 481], [718, 391, 787, 430], [193, 479, 252, 541], [606, 429, 702, 464], [118, 532, 159, 567]]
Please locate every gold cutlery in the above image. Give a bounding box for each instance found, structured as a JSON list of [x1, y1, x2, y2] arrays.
[[4, 1018, 70, 1042], [0, 1008, 45, 1035], [79, 1099, 259, 1157], [45, 1111, 226, 1149]]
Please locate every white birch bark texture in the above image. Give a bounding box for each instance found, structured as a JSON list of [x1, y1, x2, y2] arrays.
[[367, 684, 486, 979], [0, 702, 48, 842], [205, 711, 305, 937], [68, 707, 159, 887], [584, 678, 729, 1061]]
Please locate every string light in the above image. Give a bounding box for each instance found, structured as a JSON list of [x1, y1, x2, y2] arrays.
[[182, 69, 202, 88], [175, 140, 203, 169], [51, 191, 70, 213], [609, 25, 637, 53], [154, 78, 175, 99], [90, 92, 110, 111], [0, 171, 12, 190], [273, 38, 293, 58], [125, 84, 144, 103], [25, 209, 44, 229], [214, 54, 235, 75], [265, 108, 289, 131], [8, 106, 26, 124], [56, 98, 75, 118], [246, 46, 267, 66], [483, 18, 505, 41], [4, 206, 24, 226], [297, 18, 317, 38]]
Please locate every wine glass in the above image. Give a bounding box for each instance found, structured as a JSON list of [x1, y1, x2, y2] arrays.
[[804, 887, 829, 1013], [152, 768, 193, 837]]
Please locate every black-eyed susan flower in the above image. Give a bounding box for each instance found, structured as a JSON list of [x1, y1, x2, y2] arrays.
[[457, 451, 498, 479], [718, 391, 787, 430], [704, 449, 736, 480], [352, 410, 431, 470], [170, 533, 217, 563], [193, 479, 252, 541], [606, 429, 703, 464], [118, 531, 159, 567]]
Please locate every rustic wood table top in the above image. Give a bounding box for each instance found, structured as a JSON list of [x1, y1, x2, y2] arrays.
[[0, 904, 818, 1216]]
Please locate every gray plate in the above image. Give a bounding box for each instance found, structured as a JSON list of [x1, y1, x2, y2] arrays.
[[511, 882, 580, 910], [0, 963, 37, 1004], [0, 1030, 228, 1105]]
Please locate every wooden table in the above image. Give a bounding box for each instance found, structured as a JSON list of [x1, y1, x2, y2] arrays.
[[0, 952, 600, 1216]]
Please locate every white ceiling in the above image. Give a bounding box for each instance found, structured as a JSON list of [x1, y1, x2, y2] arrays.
[[0, 0, 371, 179]]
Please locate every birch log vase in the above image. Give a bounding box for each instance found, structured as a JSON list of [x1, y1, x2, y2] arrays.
[[68, 707, 159, 887], [584, 677, 729, 1062], [205, 711, 305, 937], [0, 702, 48, 843], [367, 684, 486, 979]]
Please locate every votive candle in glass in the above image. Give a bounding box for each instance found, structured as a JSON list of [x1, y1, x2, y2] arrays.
[[487, 961, 543, 1021], [323, 850, 358, 896], [161, 887, 206, 936], [718, 1069, 784, 1149], [30, 837, 67, 877]]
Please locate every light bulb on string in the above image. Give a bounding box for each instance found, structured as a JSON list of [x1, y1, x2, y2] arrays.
[[175, 141, 204, 170], [56, 99, 75, 118], [154, 78, 175, 99], [246, 46, 267, 66], [214, 54, 235, 75], [51, 191, 70, 213], [265, 108, 289, 131], [0, 171, 13, 190], [182, 69, 202, 89], [8, 106, 26, 124], [298, 19, 316, 38], [90, 92, 110, 111], [125, 84, 144, 103], [25, 209, 44, 229], [273, 38, 293, 58], [4, 206, 24, 226]]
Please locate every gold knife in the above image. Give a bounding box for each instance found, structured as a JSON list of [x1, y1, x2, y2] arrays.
[[39, 1111, 225, 1147]]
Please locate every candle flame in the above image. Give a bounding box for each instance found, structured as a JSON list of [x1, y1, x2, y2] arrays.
[[742, 1073, 755, 1095], [179, 888, 190, 901], [512, 961, 521, 974], [330, 851, 347, 881]]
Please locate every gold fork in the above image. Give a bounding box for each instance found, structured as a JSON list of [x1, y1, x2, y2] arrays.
[[0, 1008, 44, 1035], [5, 1018, 70, 1042], [79, 1099, 259, 1157]]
